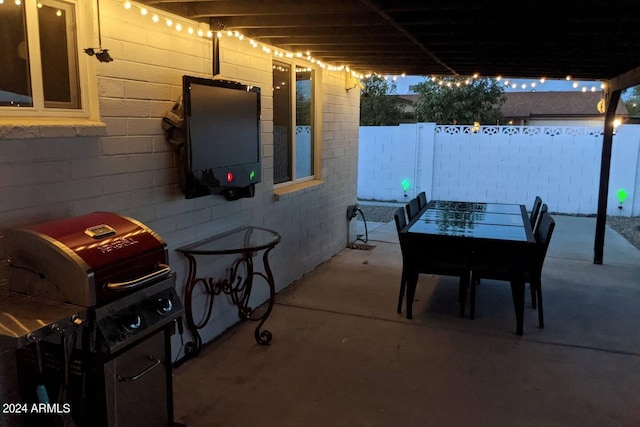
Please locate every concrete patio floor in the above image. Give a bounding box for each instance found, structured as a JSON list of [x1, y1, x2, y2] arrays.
[[172, 215, 640, 427]]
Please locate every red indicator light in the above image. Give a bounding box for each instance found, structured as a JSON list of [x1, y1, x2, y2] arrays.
[[226, 172, 233, 183]]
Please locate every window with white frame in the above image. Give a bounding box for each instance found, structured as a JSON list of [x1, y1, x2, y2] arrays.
[[273, 60, 315, 185], [0, 0, 83, 112]]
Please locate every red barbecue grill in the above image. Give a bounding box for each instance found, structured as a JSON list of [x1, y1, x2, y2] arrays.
[[0, 212, 184, 427]]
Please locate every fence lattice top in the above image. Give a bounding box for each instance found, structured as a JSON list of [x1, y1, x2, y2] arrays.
[[435, 125, 604, 137]]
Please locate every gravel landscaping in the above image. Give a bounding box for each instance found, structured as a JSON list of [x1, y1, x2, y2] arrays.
[[606, 215, 640, 251], [357, 203, 640, 252]]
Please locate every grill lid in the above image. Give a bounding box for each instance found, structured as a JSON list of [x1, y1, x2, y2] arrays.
[[3, 212, 168, 307]]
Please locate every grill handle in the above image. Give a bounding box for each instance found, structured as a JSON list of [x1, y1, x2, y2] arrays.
[[105, 263, 171, 291], [116, 355, 161, 382]]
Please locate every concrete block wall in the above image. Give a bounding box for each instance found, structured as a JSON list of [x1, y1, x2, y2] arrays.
[[608, 126, 640, 216], [359, 124, 640, 216], [0, 0, 360, 357], [358, 124, 420, 201]]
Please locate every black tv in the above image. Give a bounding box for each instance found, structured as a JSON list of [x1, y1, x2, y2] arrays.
[[181, 75, 261, 200]]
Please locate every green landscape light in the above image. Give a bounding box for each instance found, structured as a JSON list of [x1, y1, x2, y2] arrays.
[[250, 170, 255, 180], [617, 188, 628, 204], [401, 179, 410, 192]]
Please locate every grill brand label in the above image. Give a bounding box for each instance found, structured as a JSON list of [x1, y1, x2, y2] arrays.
[[97, 237, 139, 253]]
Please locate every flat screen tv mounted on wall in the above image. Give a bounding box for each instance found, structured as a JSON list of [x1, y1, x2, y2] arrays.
[[180, 75, 261, 200]]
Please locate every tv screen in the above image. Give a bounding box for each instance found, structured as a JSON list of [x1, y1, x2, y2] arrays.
[[181, 76, 261, 199]]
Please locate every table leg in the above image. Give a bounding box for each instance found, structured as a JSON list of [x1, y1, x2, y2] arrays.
[[458, 271, 470, 317], [183, 255, 206, 356], [510, 279, 525, 335], [223, 250, 276, 345], [250, 247, 276, 345], [405, 269, 419, 319], [469, 272, 477, 319]]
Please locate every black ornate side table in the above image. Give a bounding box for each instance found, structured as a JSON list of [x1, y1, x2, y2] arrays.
[[176, 226, 281, 356]]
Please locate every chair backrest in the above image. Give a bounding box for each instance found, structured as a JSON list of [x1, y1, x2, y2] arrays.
[[530, 196, 543, 229], [394, 207, 407, 233], [394, 207, 408, 257], [405, 198, 420, 221], [532, 203, 548, 233], [417, 191, 427, 209], [533, 211, 555, 273]]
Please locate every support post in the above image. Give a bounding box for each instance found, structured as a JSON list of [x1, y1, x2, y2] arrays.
[[594, 89, 621, 264]]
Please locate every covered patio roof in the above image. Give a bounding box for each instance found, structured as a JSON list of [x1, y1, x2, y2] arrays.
[[138, 0, 640, 264], [139, 0, 639, 83]]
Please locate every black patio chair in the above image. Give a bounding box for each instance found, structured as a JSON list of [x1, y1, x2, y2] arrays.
[[405, 197, 421, 221], [534, 203, 548, 232], [417, 191, 428, 209], [529, 196, 543, 230], [528, 202, 547, 306], [469, 211, 555, 328], [394, 207, 408, 313], [527, 202, 548, 307], [395, 206, 471, 318]]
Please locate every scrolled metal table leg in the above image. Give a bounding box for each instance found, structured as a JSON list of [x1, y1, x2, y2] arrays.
[[183, 254, 211, 356], [251, 246, 276, 345]]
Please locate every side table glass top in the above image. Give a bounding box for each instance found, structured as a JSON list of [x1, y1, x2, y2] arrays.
[[177, 226, 281, 255]]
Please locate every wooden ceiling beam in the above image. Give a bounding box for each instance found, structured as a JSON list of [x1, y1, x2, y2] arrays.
[[215, 14, 381, 29], [607, 66, 640, 93]]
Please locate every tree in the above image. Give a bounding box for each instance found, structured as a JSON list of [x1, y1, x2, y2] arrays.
[[623, 85, 640, 117], [359, 75, 402, 126], [412, 77, 506, 125]]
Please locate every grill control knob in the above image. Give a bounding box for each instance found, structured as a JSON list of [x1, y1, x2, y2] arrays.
[[155, 298, 173, 315], [119, 314, 142, 331]]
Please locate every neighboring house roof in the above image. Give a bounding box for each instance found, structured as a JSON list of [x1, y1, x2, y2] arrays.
[[502, 91, 627, 118], [394, 91, 628, 119]]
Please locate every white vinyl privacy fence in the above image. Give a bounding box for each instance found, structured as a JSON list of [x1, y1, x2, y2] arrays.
[[358, 124, 640, 216]]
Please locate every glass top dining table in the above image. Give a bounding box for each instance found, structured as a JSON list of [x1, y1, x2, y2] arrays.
[[401, 199, 535, 335], [408, 200, 530, 241]]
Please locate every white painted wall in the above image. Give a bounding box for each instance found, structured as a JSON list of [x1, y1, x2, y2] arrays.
[[0, 0, 360, 358], [359, 124, 640, 216]]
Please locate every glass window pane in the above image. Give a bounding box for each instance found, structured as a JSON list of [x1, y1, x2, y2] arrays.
[[38, 1, 80, 109], [0, 2, 33, 107], [273, 62, 292, 184], [295, 68, 313, 179]]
